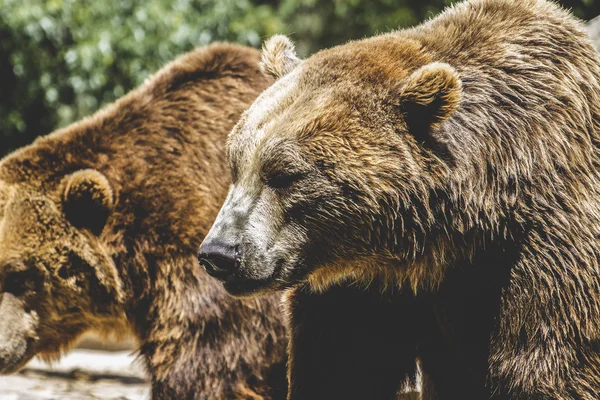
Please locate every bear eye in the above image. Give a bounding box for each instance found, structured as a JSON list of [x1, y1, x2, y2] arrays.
[[266, 171, 304, 190], [2, 269, 38, 297]]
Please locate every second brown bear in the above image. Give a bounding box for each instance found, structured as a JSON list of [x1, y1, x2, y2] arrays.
[[0, 44, 287, 399]]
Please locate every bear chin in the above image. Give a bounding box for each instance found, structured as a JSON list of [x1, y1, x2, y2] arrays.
[[221, 273, 287, 297]]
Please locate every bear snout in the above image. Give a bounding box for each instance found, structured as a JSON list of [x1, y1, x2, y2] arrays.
[[198, 241, 240, 281], [0, 292, 36, 374]]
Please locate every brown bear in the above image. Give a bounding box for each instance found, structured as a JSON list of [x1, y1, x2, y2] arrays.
[[0, 43, 288, 399], [198, 0, 600, 399]]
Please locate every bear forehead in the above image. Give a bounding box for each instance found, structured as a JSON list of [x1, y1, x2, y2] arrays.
[[228, 68, 308, 168], [240, 34, 429, 138], [229, 35, 428, 172], [229, 85, 352, 175], [301, 34, 428, 86]]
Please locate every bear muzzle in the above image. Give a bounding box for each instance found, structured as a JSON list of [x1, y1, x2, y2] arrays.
[[0, 292, 38, 374], [198, 241, 240, 281], [198, 240, 282, 297]]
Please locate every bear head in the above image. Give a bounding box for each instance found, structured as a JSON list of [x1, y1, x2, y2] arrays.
[[0, 155, 125, 373], [199, 34, 462, 296]]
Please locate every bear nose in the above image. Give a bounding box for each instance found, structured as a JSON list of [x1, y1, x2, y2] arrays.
[[198, 242, 239, 280]]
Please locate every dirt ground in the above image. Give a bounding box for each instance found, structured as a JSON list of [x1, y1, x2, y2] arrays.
[[0, 349, 149, 400], [0, 347, 422, 399]]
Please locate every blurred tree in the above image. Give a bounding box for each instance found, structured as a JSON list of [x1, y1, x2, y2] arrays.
[[278, 0, 600, 55], [0, 0, 284, 155], [1, 0, 599, 156]]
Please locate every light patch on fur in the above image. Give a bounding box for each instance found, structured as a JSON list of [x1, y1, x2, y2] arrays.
[[202, 184, 279, 281], [0, 183, 13, 223], [307, 255, 448, 295], [307, 264, 362, 294], [202, 187, 239, 249], [229, 68, 302, 175], [260, 35, 302, 79], [203, 185, 255, 247], [233, 384, 266, 400], [247, 221, 271, 255]]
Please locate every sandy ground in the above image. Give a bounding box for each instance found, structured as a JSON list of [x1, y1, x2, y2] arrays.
[[0, 350, 150, 400], [0, 348, 421, 399]]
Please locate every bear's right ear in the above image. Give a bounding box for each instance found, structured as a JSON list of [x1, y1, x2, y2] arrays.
[[260, 35, 302, 79], [398, 62, 461, 134], [393, 62, 461, 160], [62, 169, 114, 236]]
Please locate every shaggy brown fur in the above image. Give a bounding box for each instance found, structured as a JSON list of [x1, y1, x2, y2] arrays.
[[0, 43, 288, 399], [199, 0, 600, 399]]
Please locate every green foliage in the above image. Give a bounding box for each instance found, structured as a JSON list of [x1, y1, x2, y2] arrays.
[[0, 0, 598, 156], [0, 0, 284, 154]]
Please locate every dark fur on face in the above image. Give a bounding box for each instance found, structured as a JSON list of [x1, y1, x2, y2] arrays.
[[202, 0, 600, 398], [0, 44, 288, 399]]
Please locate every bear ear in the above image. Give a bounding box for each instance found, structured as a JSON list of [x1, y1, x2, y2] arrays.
[[260, 35, 302, 79], [399, 62, 461, 135], [62, 169, 114, 236]]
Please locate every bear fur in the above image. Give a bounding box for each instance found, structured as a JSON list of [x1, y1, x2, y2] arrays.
[[199, 0, 600, 399], [0, 43, 288, 399]]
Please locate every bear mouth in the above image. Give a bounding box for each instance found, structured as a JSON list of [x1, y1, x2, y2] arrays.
[[0, 344, 35, 375], [222, 274, 282, 297], [221, 257, 294, 297], [0, 356, 31, 375]]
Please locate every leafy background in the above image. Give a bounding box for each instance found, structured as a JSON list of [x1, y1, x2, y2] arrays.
[[1, 0, 599, 156]]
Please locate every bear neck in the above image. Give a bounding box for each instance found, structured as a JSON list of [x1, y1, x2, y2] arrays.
[[362, 161, 600, 294]]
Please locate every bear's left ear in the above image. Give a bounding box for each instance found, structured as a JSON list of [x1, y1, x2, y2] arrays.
[[398, 62, 461, 136], [62, 169, 114, 236], [260, 35, 303, 79]]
